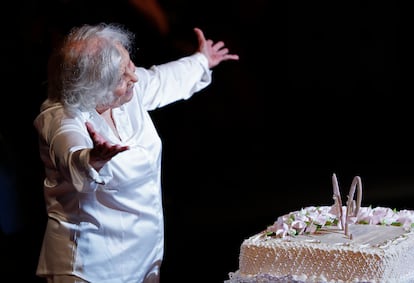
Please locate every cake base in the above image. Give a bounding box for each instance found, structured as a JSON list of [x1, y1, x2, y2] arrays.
[[225, 271, 311, 283]]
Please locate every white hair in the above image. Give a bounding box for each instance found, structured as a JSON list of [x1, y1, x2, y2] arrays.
[[47, 23, 135, 111]]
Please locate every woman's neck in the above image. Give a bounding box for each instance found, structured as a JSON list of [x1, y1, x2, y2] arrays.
[[98, 108, 121, 140]]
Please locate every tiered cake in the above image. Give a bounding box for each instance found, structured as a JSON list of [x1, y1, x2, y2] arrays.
[[226, 174, 414, 283]]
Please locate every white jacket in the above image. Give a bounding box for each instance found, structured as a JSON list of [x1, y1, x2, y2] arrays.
[[33, 53, 211, 283]]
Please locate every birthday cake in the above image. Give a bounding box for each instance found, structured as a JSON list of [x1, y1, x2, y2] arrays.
[[226, 174, 414, 283]]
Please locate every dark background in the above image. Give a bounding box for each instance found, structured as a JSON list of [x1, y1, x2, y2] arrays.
[[1, 1, 413, 282]]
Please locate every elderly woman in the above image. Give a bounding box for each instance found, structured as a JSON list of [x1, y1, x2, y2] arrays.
[[33, 23, 238, 283]]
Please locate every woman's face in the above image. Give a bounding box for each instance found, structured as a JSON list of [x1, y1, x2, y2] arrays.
[[112, 44, 138, 108]]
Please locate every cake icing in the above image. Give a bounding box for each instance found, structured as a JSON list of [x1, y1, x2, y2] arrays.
[[226, 174, 414, 283]]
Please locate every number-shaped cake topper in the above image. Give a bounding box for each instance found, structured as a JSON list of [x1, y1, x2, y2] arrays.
[[332, 174, 362, 238]]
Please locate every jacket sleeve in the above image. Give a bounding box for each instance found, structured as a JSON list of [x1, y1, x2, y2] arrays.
[[135, 52, 212, 111]]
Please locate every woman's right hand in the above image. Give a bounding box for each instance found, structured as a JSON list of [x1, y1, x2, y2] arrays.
[[85, 122, 130, 171]]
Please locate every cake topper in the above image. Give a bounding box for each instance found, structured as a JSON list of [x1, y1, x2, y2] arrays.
[[332, 173, 362, 238]]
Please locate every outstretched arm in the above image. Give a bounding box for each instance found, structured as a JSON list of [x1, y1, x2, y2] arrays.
[[194, 27, 239, 69]]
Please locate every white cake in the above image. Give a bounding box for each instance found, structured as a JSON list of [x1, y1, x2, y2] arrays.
[[226, 175, 414, 283]]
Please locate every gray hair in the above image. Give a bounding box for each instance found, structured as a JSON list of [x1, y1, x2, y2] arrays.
[[48, 23, 135, 111]]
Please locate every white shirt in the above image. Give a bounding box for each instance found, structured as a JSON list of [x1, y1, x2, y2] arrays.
[[33, 53, 211, 283]]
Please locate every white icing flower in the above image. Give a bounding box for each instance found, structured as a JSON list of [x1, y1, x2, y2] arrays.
[[396, 209, 414, 229], [265, 205, 414, 238]]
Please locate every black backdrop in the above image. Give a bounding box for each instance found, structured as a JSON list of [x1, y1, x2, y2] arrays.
[[1, 1, 413, 282]]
